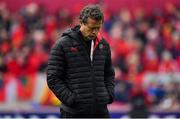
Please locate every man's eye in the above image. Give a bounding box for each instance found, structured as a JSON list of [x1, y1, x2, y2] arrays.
[[90, 28, 99, 31], [89, 27, 94, 30]]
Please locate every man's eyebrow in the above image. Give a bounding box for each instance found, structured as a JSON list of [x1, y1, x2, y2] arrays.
[[89, 26, 101, 29]]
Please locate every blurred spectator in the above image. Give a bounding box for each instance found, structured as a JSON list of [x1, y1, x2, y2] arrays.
[[0, 73, 5, 101], [159, 93, 180, 111], [114, 80, 131, 103], [148, 83, 166, 104], [21, 3, 44, 32], [141, 44, 159, 72], [159, 50, 179, 73], [128, 84, 151, 118]]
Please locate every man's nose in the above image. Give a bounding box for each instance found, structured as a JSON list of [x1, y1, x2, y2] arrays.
[[92, 29, 98, 34]]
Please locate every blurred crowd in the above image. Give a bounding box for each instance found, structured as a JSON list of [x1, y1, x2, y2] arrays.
[[0, 2, 179, 111]]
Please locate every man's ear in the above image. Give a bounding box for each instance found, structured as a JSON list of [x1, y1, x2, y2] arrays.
[[79, 19, 83, 25], [80, 22, 85, 27], [79, 20, 83, 26]]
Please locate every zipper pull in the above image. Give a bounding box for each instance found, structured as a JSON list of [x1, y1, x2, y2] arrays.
[[91, 62, 93, 67]]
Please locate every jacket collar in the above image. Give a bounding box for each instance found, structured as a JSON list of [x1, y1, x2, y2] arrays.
[[94, 32, 103, 51], [62, 25, 104, 62]]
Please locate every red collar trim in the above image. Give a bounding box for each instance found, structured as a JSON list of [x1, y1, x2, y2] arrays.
[[94, 33, 102, 51]]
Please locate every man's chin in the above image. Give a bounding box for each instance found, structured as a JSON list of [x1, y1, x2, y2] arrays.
[[90, 36, 96, 40], [85, 37, 96, 41]]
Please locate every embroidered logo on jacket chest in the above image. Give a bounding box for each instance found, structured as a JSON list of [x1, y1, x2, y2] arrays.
[[70, 47, 78, 53]]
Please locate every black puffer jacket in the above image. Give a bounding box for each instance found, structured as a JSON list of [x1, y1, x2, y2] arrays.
[[47, 26, 115, 113]]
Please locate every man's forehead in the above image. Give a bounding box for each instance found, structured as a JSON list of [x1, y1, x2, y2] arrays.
[[86, 17, 103, 26]]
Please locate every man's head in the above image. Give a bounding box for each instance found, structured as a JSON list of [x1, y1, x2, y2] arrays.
[[79, 5, 104, 41]]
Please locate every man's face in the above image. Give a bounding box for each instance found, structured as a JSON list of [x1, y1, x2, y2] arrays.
[[80, 17, 102, 41]]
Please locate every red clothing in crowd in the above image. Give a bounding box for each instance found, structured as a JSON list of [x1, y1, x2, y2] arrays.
[[6, 60, 21, 77], [159, 60, 179, 72], [130, 84, 151, 107], [11, 24, 25, 49]]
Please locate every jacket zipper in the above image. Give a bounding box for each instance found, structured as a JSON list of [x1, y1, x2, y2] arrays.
[[91, 60, 96, 114], [76, 36, 97, 105], [74, 35, 102, 113]]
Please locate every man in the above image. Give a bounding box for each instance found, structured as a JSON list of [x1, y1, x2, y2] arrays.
[[47, 5, 115, 118]]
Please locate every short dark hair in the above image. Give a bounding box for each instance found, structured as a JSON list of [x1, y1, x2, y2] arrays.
[[79, 5, 104, 24]]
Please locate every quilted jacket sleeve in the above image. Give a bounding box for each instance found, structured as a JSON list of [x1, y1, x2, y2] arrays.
[[47, 38, 76, 106]]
